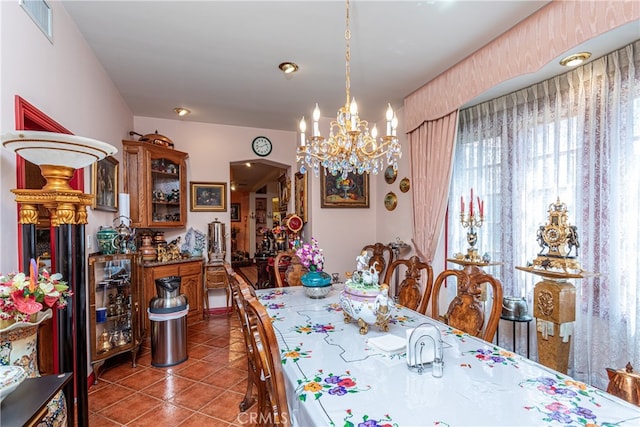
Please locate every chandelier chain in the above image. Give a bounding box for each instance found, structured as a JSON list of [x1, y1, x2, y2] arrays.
[[297, 0, 402, 179], [345, 0, 351, 106]]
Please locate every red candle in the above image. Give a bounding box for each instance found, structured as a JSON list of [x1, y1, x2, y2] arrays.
[[477, 196, 482, 216], [469, 199, 474, 216], [460, 196, 464, 214]]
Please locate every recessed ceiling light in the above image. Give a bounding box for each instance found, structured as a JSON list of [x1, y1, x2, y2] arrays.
[[173, 107, 191, 116], [278, 62, 299, 74], [559, 52, 591, 67], [245, 162, 252, 167]]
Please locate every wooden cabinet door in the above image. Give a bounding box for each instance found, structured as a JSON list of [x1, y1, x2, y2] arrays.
[[123, 140, 188, 228]]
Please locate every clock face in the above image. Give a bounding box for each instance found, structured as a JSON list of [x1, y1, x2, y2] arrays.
[[252, 136, 272, 157]]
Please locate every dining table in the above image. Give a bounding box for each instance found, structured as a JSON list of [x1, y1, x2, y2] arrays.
[[255, 284, 640, 427]]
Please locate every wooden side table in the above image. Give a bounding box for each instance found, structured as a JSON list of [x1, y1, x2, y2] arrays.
[[203, 263, 230, 317]]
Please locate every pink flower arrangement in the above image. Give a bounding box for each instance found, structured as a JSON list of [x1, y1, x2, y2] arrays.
[[0, 259, 71, 323], [295, 238, 325, 271]]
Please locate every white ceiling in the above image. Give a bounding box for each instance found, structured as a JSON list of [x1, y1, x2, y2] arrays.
[[61, 1, 637, 189], [61, 0, 560, 132]]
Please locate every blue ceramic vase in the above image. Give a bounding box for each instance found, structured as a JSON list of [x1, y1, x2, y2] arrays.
[[301, 268, 331, 287]]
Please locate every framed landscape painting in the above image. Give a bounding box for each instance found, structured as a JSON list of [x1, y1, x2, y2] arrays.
[[320, 169, 369, 208], [190, 181, 226, 212]]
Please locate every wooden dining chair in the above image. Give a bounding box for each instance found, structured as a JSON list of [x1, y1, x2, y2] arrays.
[[227, 272, 262, 412], [361, 242, 394, 282], [244, 295, 292, 426], [274, 249, 307, 287], [431, 269, 503, 342], [383, 255, 434, 313]]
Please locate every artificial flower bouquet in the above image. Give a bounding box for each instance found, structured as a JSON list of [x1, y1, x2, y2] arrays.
[[295, 238, 325, 271], [0, 259, 71, 324]]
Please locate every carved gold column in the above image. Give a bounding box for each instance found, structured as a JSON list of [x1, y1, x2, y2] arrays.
[[532, 277, 576, 374]]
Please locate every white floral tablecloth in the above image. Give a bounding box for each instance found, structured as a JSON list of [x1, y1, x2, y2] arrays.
[[256, 286, 640, 427]]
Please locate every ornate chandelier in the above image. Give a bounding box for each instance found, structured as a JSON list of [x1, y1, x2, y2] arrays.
[[297, 0, 401, 179]]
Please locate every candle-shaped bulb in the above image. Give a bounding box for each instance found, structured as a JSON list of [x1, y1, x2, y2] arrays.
[[350, 97, 358, 115], [386, 103, 393, 136], [371, 124, 378, 140], [299, 117, 306, 147], [391, 113, 398, 136], [312, 104, 321, 137]]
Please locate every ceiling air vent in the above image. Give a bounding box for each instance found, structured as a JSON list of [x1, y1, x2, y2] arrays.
[[20, 0, 53, 42]]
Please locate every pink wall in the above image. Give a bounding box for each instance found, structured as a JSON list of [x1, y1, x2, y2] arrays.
[[0, 1, 133, 272]]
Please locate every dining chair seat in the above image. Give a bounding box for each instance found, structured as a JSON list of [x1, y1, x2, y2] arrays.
[[383, 255, 434, 313], [431, 269, 503, 342]]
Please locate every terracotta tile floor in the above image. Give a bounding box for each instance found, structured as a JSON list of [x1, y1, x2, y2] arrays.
[[87, 313, 258, 426]]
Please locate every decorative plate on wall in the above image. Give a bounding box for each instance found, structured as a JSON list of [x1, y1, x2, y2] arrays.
[[384, 192, 397, 211], [399, 177, 410, 193], [384, 166, 397, 184]]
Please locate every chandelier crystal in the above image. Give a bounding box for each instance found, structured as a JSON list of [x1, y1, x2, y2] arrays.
[[297, 0, 401, 179]]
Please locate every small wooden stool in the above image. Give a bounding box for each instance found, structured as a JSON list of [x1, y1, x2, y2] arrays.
[[203, 263, 231, 317]]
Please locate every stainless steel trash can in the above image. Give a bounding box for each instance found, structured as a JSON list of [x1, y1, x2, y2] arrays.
[[149, 276, 189, 367]]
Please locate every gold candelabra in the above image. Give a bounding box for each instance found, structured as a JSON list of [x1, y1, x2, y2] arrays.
[[459, 189, 484, 261]]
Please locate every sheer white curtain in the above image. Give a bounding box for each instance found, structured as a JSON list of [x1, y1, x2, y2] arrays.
[[449, 41, 639, 389]]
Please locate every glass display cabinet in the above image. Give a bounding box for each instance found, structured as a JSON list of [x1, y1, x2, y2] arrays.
[[123, 140, 188, 228], [88, 253, 143, 382]]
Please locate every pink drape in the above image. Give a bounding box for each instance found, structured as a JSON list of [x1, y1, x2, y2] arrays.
[[410, 111, 459, 263], [404, 1, 640, 131]]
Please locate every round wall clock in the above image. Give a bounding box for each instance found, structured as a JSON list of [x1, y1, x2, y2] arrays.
[[252, 136, 272, 157]]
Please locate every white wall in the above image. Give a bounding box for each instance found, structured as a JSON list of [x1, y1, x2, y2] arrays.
[[0, 1, 133, 272]]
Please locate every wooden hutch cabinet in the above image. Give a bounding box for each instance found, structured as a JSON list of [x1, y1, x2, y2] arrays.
[[142, 259, 204, 333], [122, 140, 188, 228], [88, 253, 144, 381]]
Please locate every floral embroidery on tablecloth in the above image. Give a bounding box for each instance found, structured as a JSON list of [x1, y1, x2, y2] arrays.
[[269, 314, 284, 322], [519, 375, 620, 425], [388, 314, 417, 325], [442, 328, 467, 342], [465, 347, 519, 368], [296, 370, 370, 401], [281, 343, 312, 364], [264, 302, 286, 310], [344, 409, 397, 427], [294, 323, 336, 334], [258, 289, 287, 301], [324, 302, 343, 312]]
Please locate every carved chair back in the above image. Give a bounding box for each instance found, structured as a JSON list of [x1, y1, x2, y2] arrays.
[[361, 242, 394, 283], [383, 255, 434, 313], [274, 249, 307, 287], [431, 269, 503, 342], [244, 294, 291, 425]]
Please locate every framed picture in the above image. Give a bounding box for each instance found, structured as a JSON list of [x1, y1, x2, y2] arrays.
[[92, 156, 119, 212], [190, 181, 226, 212], [230, 203, 241, 222], [321, 169, 369, 208], [294, 172, 308, 222], [278, 174, 290, 212]]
